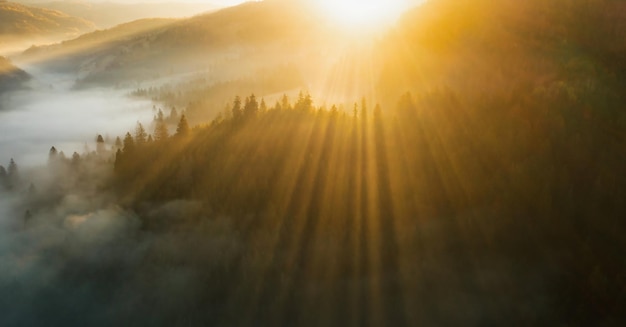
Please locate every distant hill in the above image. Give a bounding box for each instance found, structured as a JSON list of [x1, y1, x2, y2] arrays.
[[0, 56, 29, 94], [0, 1, 95, 45], [23, 18, 179, 65], [23, 1, 219, 29], [21, 1, 340, 88]]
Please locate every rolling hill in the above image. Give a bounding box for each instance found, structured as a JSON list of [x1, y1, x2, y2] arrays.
[[0, 56, 29, 94], [22, 1, 219, 29], [0, 0, 95, 48], [20, 0, 341, 89]]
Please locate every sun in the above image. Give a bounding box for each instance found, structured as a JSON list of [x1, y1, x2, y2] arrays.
[[317, 0, 410, 29]]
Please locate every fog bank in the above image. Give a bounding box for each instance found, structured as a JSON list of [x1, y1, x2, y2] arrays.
[[0, 68, 154, 168]]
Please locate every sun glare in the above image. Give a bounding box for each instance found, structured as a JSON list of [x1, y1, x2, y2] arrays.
[[317, 0, 409, 29]]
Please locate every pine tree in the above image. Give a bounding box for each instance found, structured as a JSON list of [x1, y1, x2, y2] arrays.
[[8, 158, 18, 184], [114, 149, 123, 173], [361, 97, 368, 120], [154, 120, 169, 141], [176, 114, 190, 137], [157, 109, 165, 122], [96, 134, 106, 154], [232, 96, 242, 121], [49, 146, 58, 163], [244, 94, 259, 118], [281, 94, 291, 110], [295, 91, 312, 111], [135, 123, 148, 145], [115, 136, 123, 149], [71, 152, 80, 166], [169, 107, 179, 123], [0, 165, 6, 189], [123, 132, 135, 153], [260, 98, 268, 114]]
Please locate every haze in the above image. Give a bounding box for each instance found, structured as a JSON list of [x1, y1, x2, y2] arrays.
[[0, 0, 624, 325]]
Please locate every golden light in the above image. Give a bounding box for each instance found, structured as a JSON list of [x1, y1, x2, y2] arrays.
[[317, 0, 410, 29]]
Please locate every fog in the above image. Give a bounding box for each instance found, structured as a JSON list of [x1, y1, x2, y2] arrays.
[[0, 65, 244, 326], [0, 67, 155, 168]]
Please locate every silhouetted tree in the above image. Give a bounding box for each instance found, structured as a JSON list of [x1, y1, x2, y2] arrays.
[[123, 132, 135, 153], [7, 158, 19, 187], [71, 152, 80, 167], [0, 165, 6, 189], [176, 114, 190, 137], [244, 94, 259, 119], [295, 91, 313, 111], [154, 120, 169, 142], [260, 98, 268, 114], [169, 107, 179, 123], [156, 109, 165, 122], [48, 146, 58, 164], [361, 97, 368, 120], [114, 149, 123, 173], [135, 123, 148, 145], [96, 134, 106, 154], [281, 94, 291, 110], [115, 136, 123, 149], [232, 96, 243, 121]]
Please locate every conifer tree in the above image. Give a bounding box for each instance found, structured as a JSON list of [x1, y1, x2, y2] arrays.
[[154, 120, 169, 142], [96, 134, 106, 154], [281, 94, 291, 110], [169, 107, 179, 123], [0, 165, 6, 188], [244, 94, 259, 118], [71, 152, 80, 166], [361, 97, 368, 120], [49, 146, 58, 162], [115, 136, 123, 149], [123, 132, 135, 153], [135, 123, 148, 145], [8, 158, 18, 184], [232, 96, 242, 121], [176, 114, 190, 137]]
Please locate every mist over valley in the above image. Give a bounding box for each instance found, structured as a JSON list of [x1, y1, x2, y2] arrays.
[[0, 0, 624, 325]]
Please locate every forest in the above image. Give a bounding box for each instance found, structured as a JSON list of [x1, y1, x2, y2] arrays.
[[0, 0, 625, 326]]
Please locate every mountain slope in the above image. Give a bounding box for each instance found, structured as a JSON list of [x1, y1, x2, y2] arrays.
[[0, 56, 29, 94], [0, 1, 95, 41], [24, 1, 219, 29], [22, 1, 339, 88]]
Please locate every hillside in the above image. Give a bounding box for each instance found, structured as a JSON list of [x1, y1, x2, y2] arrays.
[[24, 1, 219, 29], [105, 0, 625, 324], [20, 1, 340, 88], [22, 18, 178, 70], [0, 55, 29, 94], [0, 0, 95, 46]]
